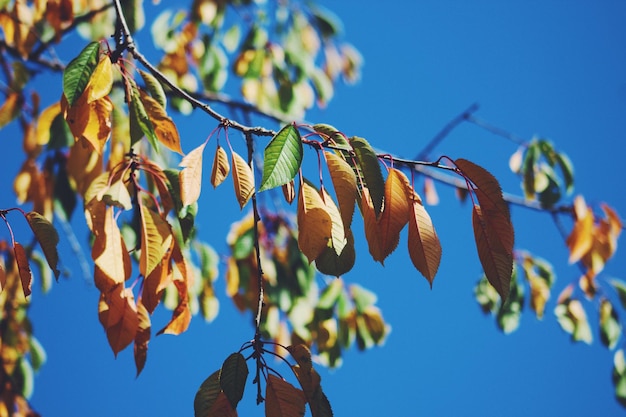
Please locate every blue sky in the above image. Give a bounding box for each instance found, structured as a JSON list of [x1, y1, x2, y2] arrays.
[[1, 1, 625, 416]]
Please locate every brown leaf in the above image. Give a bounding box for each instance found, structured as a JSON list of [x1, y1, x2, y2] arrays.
[[140, 91, 182, 154], [14, 243, 32, 297], [231, 150, 255, 209], [158, 278, 191, 335], [0, 92, 21, 129], [93, 207, 131, 292], [376, 168, 411, 262], [361, 187, 385, 263], [142, 237, 174, 314], [566, 196, 594, 264], [297, 181, 332, 263], [265, 375, 306, 417], [207, 392, 238, 417], [134, 300, 151, 377], [100, 286, 139, 357], [179, 141, 207, 207], [282, 179, 296, 204], [62, 92, 113, 154], [325, 151, 357, 234], [211, 145, 230, 188], [407, 190, 441, 286]]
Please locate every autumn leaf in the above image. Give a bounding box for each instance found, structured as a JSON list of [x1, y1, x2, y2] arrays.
[[231, 150, 255, 209], [259, 124, 303, 192], [406, 190, 441, 286], [157, 278, 191, 335], [35, 102, 62, 146], [92, 207, 132, 292], [297, 181, 332, 263], [129, 87, 158, 149], [315, 230, 355, 277], [139, 69, 167, 108], [139, 205, 173, 279], [219, 352, 248, 409], [134, 301, 151, 377], [321, 188, 346, 256], [0, 92, 22, 129], [14, 243, 32, 297], [376, 168, 411, 262], [325, 151, 357, 234], [566, 195, 594, 264], [25, 211, 60, 280], [211, 144, 230, 188], [99, 286, 140, 357], [265, 375, 306, 417], [86, 56, 113, 103], [282, 179, 295, 204], [140, 91, 182, 154], [350, 136, 384, 216], [179, 141, 207, 207]]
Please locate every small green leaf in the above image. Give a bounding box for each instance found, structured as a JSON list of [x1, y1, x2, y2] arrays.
[[350, 284, 377, 314], [349, 137, 384, 216], [29, 337, 47, 371], [315, 233, 355, 277], [129, 87, 159, 150], [600, 299, 622, 349], [317, 278, 344, 310], [138, 69, 167, 109], [219, 352, 248, 409], [612, 279, 626, 310], [522, 141, 538, 199], [63, 42, 100, 106], [555, 151, 575, 194], [194, 370, 221, 417], [259, 124, 303, 192]]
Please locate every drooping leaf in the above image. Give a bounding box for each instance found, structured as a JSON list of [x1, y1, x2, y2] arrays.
[[93, 207, 132, 293], [157, 277, 191, 335], [315, 231, 355, 277], [231, 150, 255, 209], [406, 190, 441, 286], [350, 136, 384, 216], [86, 56, 113, 103], [297, 181, 332, 263], [139, 205, 173, 279], [611, 279, 626, 310], [139, 69, 167, 108], [140, 91, 183, 154], [63, 41, 100, 106], [265, 375, 306, 417], [134, 301, 151, 377], [14, 243, 32, 297], [35, 102, 62, 146], [25, 211, 60, 280], [600, 298, 622, 349], [194, 370, 221, 417], [259, 124, 303, 192], [321, 188, 346, 256], [282, 179, 296, 204], [211, 145, 230, 188], [566, 196, 594, 264], [220, 352, 248, 409], [325, 151, 357, 233], [179, 141, 207, 207], [129, 87, 158, 149], [376, 168, 410, 262], [100, 287, 140, 356]]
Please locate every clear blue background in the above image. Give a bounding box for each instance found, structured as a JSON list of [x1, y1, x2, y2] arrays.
[[1, 1, 625, 416]]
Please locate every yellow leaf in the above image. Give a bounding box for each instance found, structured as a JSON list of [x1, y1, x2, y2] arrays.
[[566, 196, 594, 264], [225, 257, 240, 297], [211, 145, 230, 188], [139, 205, 173, 279], [407, 190, 441, 286], [297, 181, 332, 263], [67, 137, 103, 196], [321, 188, 346, 256], [0, 92, 21, 129], [142, 237, 174, 314], [62, 93, 113, 154], [35, 102, 61, 146], [179, 141, 207, 207], [231, 150, 255, 209], [86, 56, 113, 103], [376, 168, 410, 262], [325, 151, 357, 234], [140, 91, 182, 154]]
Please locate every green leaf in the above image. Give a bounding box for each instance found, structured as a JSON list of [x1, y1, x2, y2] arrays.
[[25, 212, 60, 280], [315, 232, 355, 277], [317, 278, 344, 310], [349, 137, 384, 217], [611, 279, 626, 310], [194, 370, 221, 417], [29, 337, 47, 372], [259, 124, 303, 192], [129, 87, 158, 150], [350, 284, 377, 314], [555, 151, 575, 194], [600, 299, 622, 349], [219, 352, 248, 409], [614, 351, 626, 407], [522, 141, 538, 199], [138, 69, 167, 109], [63, 42, 100, 106]]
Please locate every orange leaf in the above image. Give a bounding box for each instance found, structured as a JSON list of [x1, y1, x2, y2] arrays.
[[99, 286, 139, 357], [62, 93, 113, 154], [0, 264, 6, 293], [93, 207, 131, 292], [291, 365, 321, 403], [134, 300, 151, 377], [282, 179, 296, 204], [407, 190, 441, 286], [179, 141, 207, 207], [566, 196, 594, 264], [158, 278, 191, 335], [362, 187, 384, 263], [472, 205, 513, 301], [0, 92, 21, 129], [297, 181, 332, 263], [287, 344, 313, 373], [265, 375, 306, 417], [231, 150, 255, 209], [139, 205, 173, 279], [211, 145, 230, 188], [140, 91, 182, 154], [142, 237, 174, 314], [14, 243, 32, 297], [325, 151, 357, 233], [376, 168, 411, 262]]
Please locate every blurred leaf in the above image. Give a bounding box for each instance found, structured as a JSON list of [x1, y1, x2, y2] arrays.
[[611, 279, 626, 310], [351, 284, 377, 314], [600, 299, 622, 349]]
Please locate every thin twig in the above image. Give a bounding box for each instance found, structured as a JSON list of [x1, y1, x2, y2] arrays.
[[466, 114, 527, 146]]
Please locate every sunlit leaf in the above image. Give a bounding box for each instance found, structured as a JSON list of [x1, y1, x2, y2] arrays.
[[93, 207, 132, 292], [139, 69, 167, 108], [63, 41, 100, 106], [259, 124, 303, 192], [210, 145, 230, 188], [325, 151, 357, 233], [25, 211, 60, 280], [566, 196, 594, 264], [35, 102, 62, 146], [100, 287, 140, 356], [139, 205, 173, 279], [321, 188, 346, 256], [350, 137, 384, 216], [600, 298, 622, 350], [297, 181, 332, 263], [140, 91, 182, 154], [179, 141, 207, 207], [265, 375, 306, 417], [157, 277, 191, 335], [14, 243, 32, 297], [231, 150, 255, 209], [407, 190, 441, 286], [86, 56, 113, 103], [220, 352, 248, 409], [376, 168, 410, 262]]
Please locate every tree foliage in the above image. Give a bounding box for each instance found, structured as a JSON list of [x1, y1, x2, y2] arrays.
[[0, 0, 623, 415]]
